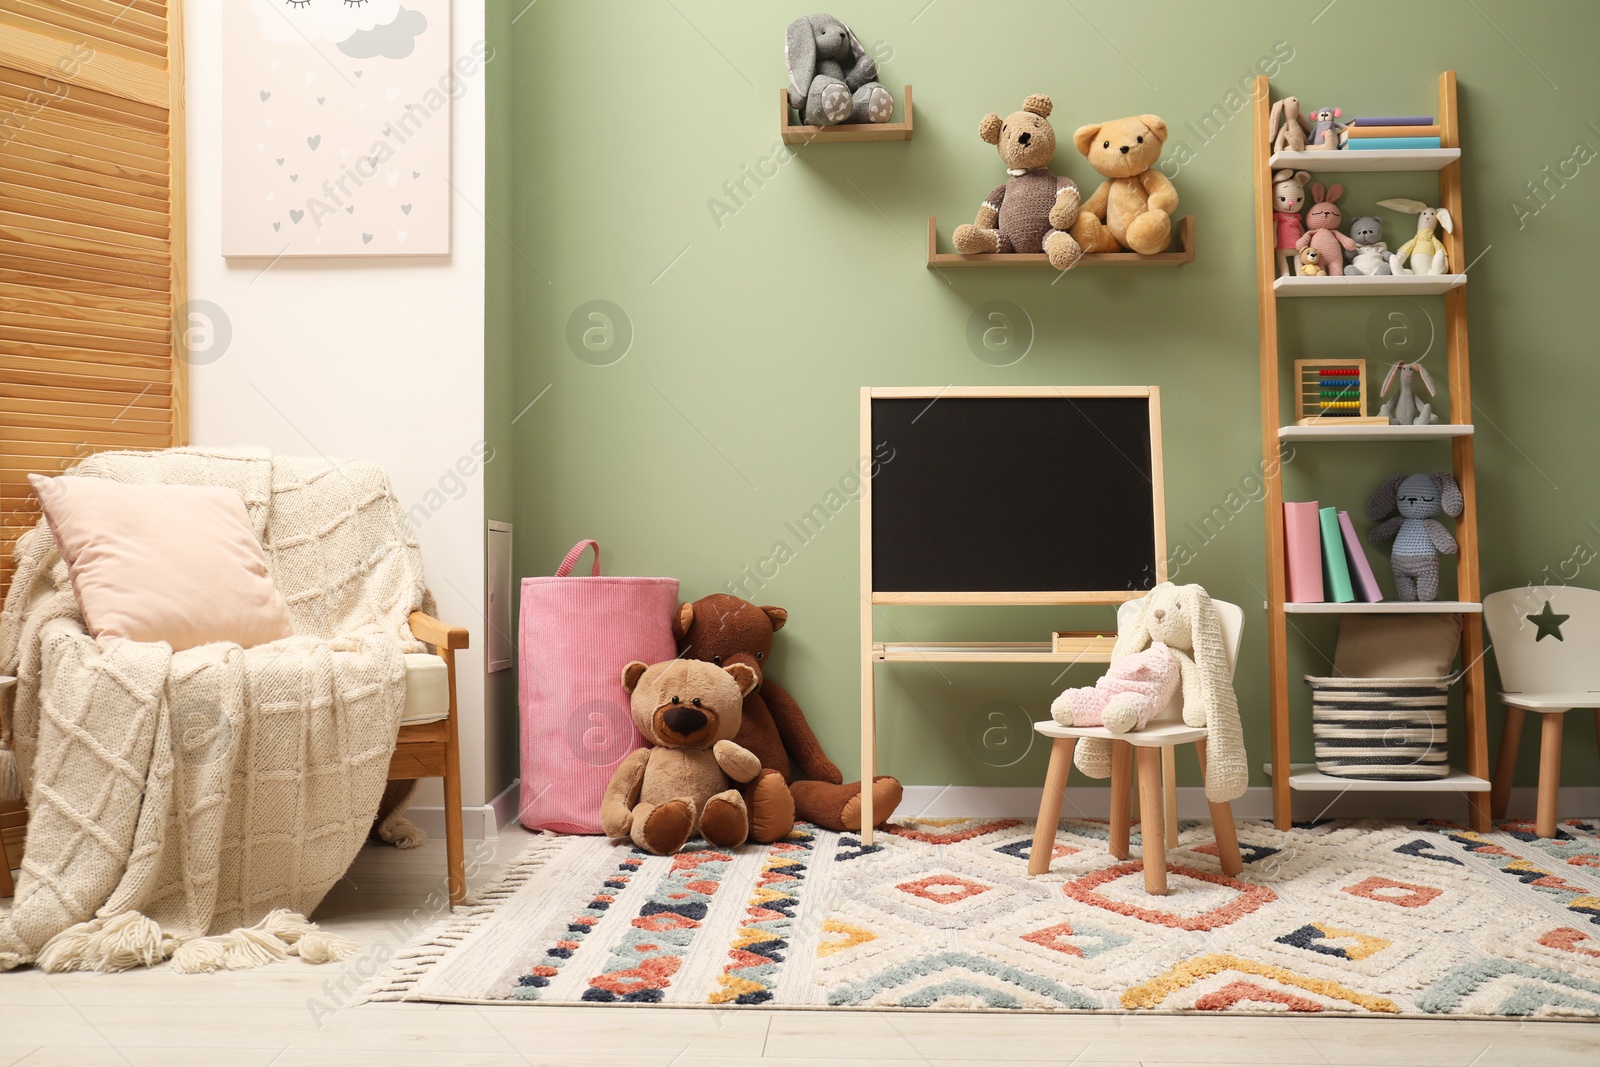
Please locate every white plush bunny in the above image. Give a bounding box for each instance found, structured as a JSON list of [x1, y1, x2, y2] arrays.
[[1380, 198, 1453, 275], [1072, 583, 1248, 803]]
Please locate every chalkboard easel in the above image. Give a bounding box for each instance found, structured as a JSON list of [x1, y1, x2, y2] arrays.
[[857, 386, 1168, 840]]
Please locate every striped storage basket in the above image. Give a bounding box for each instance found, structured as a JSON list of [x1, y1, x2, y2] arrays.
[[1306, 675, 1452, 780]]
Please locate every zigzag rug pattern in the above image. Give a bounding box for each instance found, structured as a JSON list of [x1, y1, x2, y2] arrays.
[[362, 817, 1600, 1018]]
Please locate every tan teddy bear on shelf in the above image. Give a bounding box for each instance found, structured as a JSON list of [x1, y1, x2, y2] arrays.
[[599, 658, 763, 856], [951, 94, 1083, 270], [1069, 114, 1179, 256]]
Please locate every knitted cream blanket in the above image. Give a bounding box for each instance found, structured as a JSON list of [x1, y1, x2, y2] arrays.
[[0, 448, 430, 972]]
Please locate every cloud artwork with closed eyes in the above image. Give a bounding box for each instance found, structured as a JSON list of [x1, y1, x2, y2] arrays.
[[254, 0, 430, 61]]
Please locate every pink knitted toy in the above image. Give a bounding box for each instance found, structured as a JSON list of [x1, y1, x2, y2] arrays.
[[1049, 641, 1179, 734]]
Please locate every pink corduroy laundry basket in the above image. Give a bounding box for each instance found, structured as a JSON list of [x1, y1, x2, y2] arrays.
[[519, 540, 678, 833]]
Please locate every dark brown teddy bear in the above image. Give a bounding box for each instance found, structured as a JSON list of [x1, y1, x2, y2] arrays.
[[675, 594, 902, 836]]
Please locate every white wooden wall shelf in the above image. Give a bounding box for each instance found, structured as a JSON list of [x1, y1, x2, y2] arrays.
[[1267, 764, 1490, 792], [1275, 274, 1467, 297], [779, 85, 913, 144], [1282, 601, 1482, 616], [926, 215, 1196, 267], [1277, 424, 1475, 442], [1269, 148, 1461, 173]]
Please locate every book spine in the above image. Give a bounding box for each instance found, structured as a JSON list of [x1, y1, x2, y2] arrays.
[[1350, 116, 1433, 127], [1283, 502, 1325, 602], [1338, 510, 1384, 603], [1319, 506, 1355, 603], [1346, 136, 1443, 150], [1348, 124, 1441, 138]]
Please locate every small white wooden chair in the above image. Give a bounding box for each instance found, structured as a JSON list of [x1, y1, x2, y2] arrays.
[[1485, 586, 1600, 838], [1028, 597, 1245, 894]]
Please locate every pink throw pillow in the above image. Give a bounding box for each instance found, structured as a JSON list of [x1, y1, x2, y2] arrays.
[[30, 474, 296, 652]]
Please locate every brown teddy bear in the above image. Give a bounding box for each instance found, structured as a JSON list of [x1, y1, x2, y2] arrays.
[[675, 594, 902, 835], [951, 94, 1083, 270], [599, 658, 763, 855], [1069, 115, 1179, 256]]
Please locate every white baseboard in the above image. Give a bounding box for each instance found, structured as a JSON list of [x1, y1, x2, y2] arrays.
[[901, 784, 1600, 823], [403, 780, 1600, 839], [405, 778, 521, 840]]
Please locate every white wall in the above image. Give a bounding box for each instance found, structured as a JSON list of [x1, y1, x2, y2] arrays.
[[183, 2, 494, 807]]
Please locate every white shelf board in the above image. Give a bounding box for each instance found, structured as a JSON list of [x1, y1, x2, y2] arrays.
[[1267, 763, 1490, 793], [1278, 424, 1474, 442], [1283, 600, 1482, 615], [1269, 148, 1460, 173], [1275, 274, 1467, 298]]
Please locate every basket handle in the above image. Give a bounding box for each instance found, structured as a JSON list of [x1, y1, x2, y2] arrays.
[[556, 540, 601, 577]]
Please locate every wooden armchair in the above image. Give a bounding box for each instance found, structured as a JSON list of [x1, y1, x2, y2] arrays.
[[0, 619, 470, 908], [396, 611, 470, 907]]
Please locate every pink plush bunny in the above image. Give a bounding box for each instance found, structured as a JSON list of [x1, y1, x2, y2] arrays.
[[1295, 182, 1356, 276], [1050, 641, 1179, 734]]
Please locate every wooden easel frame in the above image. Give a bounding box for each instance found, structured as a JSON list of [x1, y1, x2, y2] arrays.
[[857, 386, 1167, 841]]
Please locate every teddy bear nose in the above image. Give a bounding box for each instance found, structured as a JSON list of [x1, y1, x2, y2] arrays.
[[1119, 144, 1130, 154], [1018, 131, 1031, 145], [664, 705, 707, 736], [1152, 608, 1166, 621]]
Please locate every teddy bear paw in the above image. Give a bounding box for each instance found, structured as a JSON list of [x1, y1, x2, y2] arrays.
[[952, 224, 999, 254], [1044, 231, 1084, 270]]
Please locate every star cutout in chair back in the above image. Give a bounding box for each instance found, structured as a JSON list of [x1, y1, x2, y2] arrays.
[[1526, 601, 1569, 642]]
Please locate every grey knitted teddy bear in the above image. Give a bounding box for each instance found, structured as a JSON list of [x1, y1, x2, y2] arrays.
[[1367, 472, 1463, 601], [785, 14, 893, 127]]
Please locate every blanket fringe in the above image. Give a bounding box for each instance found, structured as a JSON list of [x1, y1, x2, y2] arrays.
[[37, 912, 172, 973], [171, 909, 359, 973]]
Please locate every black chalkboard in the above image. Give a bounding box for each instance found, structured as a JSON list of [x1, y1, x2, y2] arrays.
[[869, 393, 1160, 596]]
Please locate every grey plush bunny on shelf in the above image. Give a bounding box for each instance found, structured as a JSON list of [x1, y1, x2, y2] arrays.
[[1379, 360, 1438, 425], [1367, 471, 1463, 601], [785, 14, 893, 127]]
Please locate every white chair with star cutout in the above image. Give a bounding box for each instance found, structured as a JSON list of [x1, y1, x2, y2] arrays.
[[1485, 586, 1600, 838], [1027, 596, 1246, 895]]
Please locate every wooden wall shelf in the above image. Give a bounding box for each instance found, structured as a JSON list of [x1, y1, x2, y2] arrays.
[[1270, 148, 1461, 173], [926, 215, 1195, 267], [1275, 274, 1466, 297], [780, 85, 913, 144]]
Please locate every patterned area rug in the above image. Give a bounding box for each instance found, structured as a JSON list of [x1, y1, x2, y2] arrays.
[[359, 817, 1600, 1018]]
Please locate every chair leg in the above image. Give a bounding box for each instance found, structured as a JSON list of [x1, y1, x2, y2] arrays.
[[1195, 738, 1243, 877], [1490, 705, 1524, 821], [1161, 745, 1179, 850], [1135, 746, 1168, 895], [1109, 741, 1133, 861], [1029, 737, 1076, 876], [441, 645, 467, 908], [1536, 712, 1564, 840]]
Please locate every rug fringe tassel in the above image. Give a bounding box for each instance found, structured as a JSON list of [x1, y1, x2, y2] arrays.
[[351, 834, 571, 1004]]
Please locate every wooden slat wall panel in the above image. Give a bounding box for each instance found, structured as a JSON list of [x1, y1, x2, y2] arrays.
[[0, 1, 184, 592]]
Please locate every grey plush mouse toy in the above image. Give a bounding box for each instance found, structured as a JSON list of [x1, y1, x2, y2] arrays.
[[1367, 471, 1463, 601], [1345, 216, 1391, 276], [785, 14, 893, 126]]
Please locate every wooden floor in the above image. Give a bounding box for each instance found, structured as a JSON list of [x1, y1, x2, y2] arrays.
[[1, 824, 1595, 1066]]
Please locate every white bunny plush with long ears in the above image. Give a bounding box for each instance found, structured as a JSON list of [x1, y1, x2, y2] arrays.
[[1072, 582, 1248, 803]]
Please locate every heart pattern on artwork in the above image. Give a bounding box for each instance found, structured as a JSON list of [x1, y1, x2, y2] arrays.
[[401, 204, 411, 215], [260, 90, 271, 102], [290, 209, 305, 224], [307, 134, 321, 150], [362, 232, 374, 244]]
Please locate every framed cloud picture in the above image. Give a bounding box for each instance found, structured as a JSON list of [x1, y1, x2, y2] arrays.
[[223, 0, 455, 256]]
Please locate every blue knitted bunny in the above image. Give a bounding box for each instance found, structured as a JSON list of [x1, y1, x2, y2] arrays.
[[1366, 472, 1463, 601]]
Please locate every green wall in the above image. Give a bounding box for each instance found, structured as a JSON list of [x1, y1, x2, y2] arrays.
[[493, 0, 1600, 796]]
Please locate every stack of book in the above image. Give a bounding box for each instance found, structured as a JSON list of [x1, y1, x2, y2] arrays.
[[1346, 116, 1442, 151], [1283, 502, 1384, 603]]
